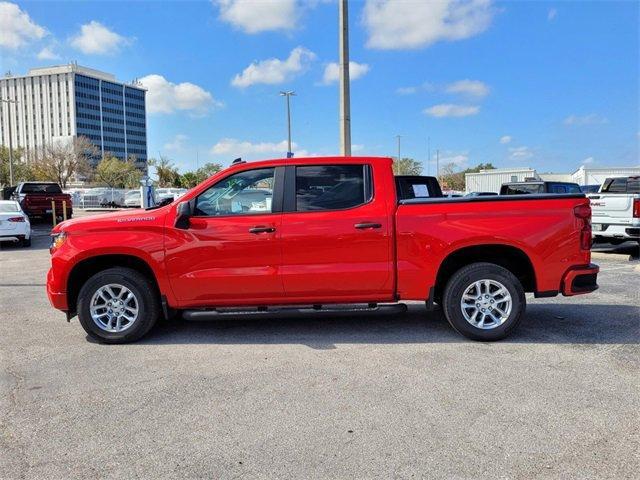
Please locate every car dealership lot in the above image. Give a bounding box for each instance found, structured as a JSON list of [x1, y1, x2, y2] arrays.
[[1, 223, 638, 479]]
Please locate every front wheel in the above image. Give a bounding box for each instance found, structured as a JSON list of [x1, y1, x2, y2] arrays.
[[442, 262, 526, 341], [77, 267, 160, 343]]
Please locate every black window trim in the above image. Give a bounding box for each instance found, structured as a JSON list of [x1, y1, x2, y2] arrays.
[[283, 163, 374, 214], [191, 166, 284, 218]]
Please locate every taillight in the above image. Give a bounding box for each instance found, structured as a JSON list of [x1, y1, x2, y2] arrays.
[[633, 198, 640, 218], [8, 216, 25, 222], [574, 203, 592, 250]]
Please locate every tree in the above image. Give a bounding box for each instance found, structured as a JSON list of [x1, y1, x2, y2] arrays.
[[31, 136, 96, 188], [393, 157, 423, 175], [96, 156, 142, 188], [438, 162, 497, 192], [0, 146, 33, 186], [149, 155, 181, 187]]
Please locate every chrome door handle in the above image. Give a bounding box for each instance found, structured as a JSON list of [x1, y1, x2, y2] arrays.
[[354, 223, 382, 229], [249, 226, 276, 234]]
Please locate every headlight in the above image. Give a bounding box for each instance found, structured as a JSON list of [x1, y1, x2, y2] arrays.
[[50, 231, 67, 254]]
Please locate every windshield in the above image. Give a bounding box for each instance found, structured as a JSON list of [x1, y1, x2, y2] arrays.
[[21, 183, 62, 194]]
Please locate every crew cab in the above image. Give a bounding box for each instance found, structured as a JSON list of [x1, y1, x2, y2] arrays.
[[588, 176, 640, 245], [12, 182, 73, 219], [47, 157, 599, 343], [500, 181, 582, 195]]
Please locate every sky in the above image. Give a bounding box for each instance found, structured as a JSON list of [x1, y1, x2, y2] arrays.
[[1, 0, 639, 175]]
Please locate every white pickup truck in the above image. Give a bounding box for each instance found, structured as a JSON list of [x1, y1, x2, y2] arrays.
[[588, 176, 640, 245]]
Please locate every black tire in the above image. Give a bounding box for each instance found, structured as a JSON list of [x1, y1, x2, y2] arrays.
[[77, 267, 160, 343], [22, 238, 31, 247], [442, 262, 526, 341]]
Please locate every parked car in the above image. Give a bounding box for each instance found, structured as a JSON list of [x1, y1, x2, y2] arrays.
[[0, 200, 31, 247], [12, 182, 73, 219], [580, 184, 601, 194], [588, 176, 640, 245], [155, 188, 187, 204], [500, 181, 582, 195], [79, 188, 126, 208], [47, 156, 598, 344], [124, 189, 142, 208], [465, 192, 498, 197]]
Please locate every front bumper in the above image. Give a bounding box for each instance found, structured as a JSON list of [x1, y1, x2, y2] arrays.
[[561, 263, 599, 296], [46, 268, 68, 310]]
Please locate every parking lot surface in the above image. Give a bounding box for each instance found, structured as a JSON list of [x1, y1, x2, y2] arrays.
[[1, 220, 638, 479]]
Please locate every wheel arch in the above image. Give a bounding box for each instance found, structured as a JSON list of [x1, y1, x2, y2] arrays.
[[434, 244, 536, 302], [66, 254, 160, 318]]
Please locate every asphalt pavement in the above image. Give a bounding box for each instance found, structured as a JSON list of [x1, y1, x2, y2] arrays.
[[1, 220, 638, 479]]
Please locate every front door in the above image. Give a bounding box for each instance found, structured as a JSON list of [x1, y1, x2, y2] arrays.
[[165, 167, 284, 307], [279, 164, 394, 301]]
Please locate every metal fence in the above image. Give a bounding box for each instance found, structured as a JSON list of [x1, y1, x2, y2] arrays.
[[65, 188, 138, 209]]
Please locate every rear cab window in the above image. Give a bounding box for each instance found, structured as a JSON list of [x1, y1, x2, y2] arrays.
[[20, 183, 63, 194], [501, 184, 544, 195], [294, 165, 372, 211]]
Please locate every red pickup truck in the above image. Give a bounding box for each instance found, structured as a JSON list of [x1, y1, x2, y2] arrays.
[[47, 157, 598, 343], [13, 182, 73, 219]]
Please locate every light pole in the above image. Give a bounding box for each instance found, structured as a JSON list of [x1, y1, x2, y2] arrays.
[[339, 0, 351, 156], [1, 98, 18, 186], [396, 135, 402, 164], [279, 91, 295, 158]]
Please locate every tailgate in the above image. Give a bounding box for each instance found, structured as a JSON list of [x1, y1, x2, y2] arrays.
[[588, 194, 633, 221], [24, 194, 72, 211]]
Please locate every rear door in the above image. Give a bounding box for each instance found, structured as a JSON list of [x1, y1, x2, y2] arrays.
[[279, 163, 394, 301]]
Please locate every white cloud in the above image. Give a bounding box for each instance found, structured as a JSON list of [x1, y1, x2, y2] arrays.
[[548, 8, 557, 21], [363, 0, 495, 50], [499, 135, 512, 144], [396, 86, 418, 95], [139, 74, 220, 115], [352, 144, 365, 152], [231, 46, 316, 88], [214, 0, 298, 34], [69, 21, 130, 55], [37, 45, 59, 60], [0, 1, 47, 49], [320, 61, 370, 85], [210, 138, 305, 157], [424, 104, 480, 118], [440, 152, 469, 167], [164, 134, 189, 152], [445, 79, 489, 98], [509, 146, 533, 159], [582, 156, 595, 164], [563, 113, 609, 126]]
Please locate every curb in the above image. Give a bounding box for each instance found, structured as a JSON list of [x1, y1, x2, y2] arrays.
[[590, 251, 638, 262]]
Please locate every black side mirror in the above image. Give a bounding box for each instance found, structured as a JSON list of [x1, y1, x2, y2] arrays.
[[175, 201, 192, 229]]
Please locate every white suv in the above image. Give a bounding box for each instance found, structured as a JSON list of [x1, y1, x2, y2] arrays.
[[589, 176, 640, 245]]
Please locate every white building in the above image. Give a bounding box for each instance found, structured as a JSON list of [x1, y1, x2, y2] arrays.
[[465, 165, 640, 193], [0, 63, 147, 167]]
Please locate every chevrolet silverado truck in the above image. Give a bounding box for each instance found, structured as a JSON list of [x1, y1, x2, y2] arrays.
[[13, 182, 73, 219], [47, 157, 599, 343]]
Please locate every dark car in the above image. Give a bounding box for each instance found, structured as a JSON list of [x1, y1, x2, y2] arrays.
[[500, 181, 582, 195]]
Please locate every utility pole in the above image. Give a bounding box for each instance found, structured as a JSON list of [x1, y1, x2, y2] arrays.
[[1, 98, 18, 186], [427, 136, 431, 176], [436, 149, 440, 181], [339, 0, 351, 156], [280, 91, 295, 158], [396, 135, 402, 164]]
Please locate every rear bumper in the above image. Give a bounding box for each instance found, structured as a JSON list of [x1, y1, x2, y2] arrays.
[[561, 263, 599, 296], [592, 222, 640, 239]]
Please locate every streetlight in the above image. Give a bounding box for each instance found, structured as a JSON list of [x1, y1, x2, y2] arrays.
[[1, 98, 18, 186], [279, 91, 295, 158], [396, 135, 402, 164]]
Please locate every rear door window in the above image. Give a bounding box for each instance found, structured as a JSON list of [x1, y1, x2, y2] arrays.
[[601, 178, 628, 193], [295, 165, 371, 211]]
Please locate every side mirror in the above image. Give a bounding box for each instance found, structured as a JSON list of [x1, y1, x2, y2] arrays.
[[175, 201, 192, 229]]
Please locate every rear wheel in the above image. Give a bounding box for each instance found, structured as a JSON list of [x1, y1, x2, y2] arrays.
[[21, 238, 31, 247], [77, 267, 160, 343], [442, 262, 526, 341]]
